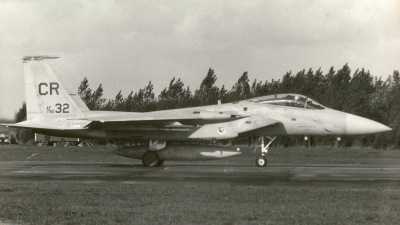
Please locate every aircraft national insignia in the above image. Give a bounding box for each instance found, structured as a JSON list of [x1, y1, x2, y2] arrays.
[[218, 127, 225, 134]]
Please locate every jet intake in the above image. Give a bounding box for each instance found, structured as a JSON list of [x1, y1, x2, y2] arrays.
[[112, 145, 242, 161]]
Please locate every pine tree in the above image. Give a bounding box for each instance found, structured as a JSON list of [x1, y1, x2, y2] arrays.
[[280, 71, 292, 93], [324, 64, 351, 110], [143, 81, 156, 111], [14, 102, 34, 143], [15, 102, 27, 122], [111, 91, 124, 111], [310, 68, 325, 101], [384, 70, 400, 147], [158, 78, 192, 109], [124, 91, 133, 112], [77, 77, 92, 106], [87, 84, 105, 110], [194, 68, 221, 106], [225, 72, 251, 101], [345, 68, 374, 117]]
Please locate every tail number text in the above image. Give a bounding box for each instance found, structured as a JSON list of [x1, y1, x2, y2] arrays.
[[39, 82, 59, 95], [47, 104, 69, 113]]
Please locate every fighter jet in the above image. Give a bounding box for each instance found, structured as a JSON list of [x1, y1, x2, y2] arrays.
[[3, 56, 392, 167]]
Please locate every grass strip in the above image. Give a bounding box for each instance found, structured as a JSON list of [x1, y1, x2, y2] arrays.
[[0, 182, 399, 225]]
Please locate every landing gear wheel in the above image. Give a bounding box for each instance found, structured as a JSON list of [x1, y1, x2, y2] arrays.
[[155, 160, 164, 167], [256, 156, 267, 167], [142, 151, 160, 167]]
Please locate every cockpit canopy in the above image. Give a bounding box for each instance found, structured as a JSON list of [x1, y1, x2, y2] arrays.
[[246, 94, 325, 109]]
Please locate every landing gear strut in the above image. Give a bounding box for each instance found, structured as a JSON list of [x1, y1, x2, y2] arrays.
[[254, 136, 276, 167]]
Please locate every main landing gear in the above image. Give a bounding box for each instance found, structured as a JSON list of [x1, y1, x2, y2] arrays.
[[254, 136, 276, 167], [142, 151, 164, 167], [142, 140, 166, 167]]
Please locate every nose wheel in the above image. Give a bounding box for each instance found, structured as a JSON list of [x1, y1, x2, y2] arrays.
[[256, 156, 267, 167], [254, 136, 276, 167]]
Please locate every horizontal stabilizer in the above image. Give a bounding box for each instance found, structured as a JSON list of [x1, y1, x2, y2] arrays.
[[2, 123, 84, 130], [2, 119, 91, 131], [22, 55, 60, 61]]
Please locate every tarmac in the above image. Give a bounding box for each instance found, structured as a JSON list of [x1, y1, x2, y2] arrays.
[[1, 161, 400, 186]]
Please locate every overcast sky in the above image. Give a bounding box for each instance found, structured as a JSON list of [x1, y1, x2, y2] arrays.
[[1, 0, 399, 121]]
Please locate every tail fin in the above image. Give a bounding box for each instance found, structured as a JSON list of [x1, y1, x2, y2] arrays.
[[23, 56, 89, 120]]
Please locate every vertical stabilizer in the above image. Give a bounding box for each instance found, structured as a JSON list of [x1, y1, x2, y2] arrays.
[[23, 56, 88, 120]]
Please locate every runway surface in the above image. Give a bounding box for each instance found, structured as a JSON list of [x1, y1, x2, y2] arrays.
[[1, 161, 400, 186]]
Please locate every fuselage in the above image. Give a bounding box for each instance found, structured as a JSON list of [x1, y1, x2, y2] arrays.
[[33, 97, 390, 142]]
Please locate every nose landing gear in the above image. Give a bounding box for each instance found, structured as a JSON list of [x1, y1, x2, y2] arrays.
[[256, 156, 267, 167], [254, 136, 276, 167]]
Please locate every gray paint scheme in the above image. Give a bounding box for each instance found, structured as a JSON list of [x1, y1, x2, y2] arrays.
[[5, 56, 391, 142]]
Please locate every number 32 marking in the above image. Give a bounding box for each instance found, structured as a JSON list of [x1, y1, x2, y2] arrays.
[[55, 103, 70, 113]]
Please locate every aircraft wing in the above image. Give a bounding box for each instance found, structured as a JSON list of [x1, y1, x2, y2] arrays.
[[81, 110, 247, 125]]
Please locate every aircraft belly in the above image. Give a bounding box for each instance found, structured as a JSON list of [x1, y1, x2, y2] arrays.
[[296, 126, 324, 135], [105, 130, 193, 141], [239, 123, 289, 136], [290, 123, 342, 136]]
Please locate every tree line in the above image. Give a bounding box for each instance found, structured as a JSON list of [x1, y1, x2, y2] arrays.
[[75, 64, 399, 149]]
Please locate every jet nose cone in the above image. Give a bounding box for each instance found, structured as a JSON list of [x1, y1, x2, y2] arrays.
[[346, 114, 392, 135]]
